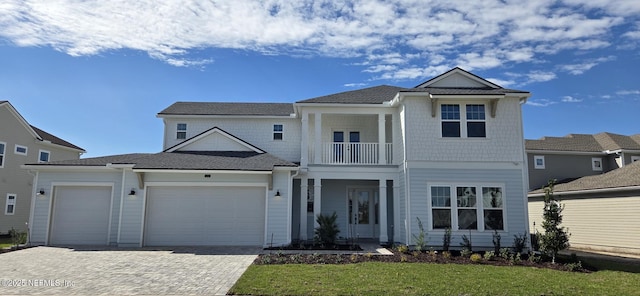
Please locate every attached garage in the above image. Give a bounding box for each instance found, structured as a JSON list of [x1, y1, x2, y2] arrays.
[[144, 186, 266, 246], [49, 186, 112, 245]]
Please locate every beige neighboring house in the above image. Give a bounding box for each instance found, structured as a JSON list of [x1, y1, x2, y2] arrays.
[[528, 160, 640, 256], [0, 101, 85, 234]]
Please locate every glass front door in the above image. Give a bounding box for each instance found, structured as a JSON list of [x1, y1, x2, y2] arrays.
[[348, 188, 379, 238]]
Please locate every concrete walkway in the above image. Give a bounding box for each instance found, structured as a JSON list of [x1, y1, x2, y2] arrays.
[[0, 246, 259, 295]]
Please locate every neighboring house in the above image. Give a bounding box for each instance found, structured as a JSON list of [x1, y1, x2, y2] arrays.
[[526, 132, 640, 190], [0, 101, 85, 234], [23, 67, 533, 249], [528, 160, 640, 256]]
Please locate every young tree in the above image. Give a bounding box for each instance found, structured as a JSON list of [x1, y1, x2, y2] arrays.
[[539, 180, 570, 263]]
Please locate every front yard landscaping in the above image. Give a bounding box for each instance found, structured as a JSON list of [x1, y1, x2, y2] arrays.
[[229, 261, 640, 295]]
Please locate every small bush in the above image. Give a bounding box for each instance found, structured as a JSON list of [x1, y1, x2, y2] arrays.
[[470, 253, 482, 263], [412, 217, 428, 251], [460, 234, 472, 253], [510, 252, 522, 265], [483, 251, 495, 261], [9, 228, 27, 248], [350, 254, 358, 262], [492, 230, 501, 254], [442, 251, 452, 259], [528, 252, 541, 263], [400, 255, 408, 262], [442, 228, 452, 251], [396, 244, 409, 253], [260, 255, 273, 264], [565, 261, 583, 272], [428, 249, 438, 257], [314, 212, 340, 245], [499, 248, 510, 260], [512, 233, 528, 253], [412, 251, 420, 257], [461, 248, 472, 258]]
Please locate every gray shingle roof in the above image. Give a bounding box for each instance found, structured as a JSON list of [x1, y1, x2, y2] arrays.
[[297, 85, 408, 104], [158, 102, 294, 116], [26, 151, 297, 171], [30, 125, 85, 151], [404, 87, 529, 95], [530, 160, 640, 194], [526, 132, 640, 152]]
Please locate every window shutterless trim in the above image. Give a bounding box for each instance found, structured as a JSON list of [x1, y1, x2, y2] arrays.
[[39, 149, 51, 163], [14, 144, 28, 155], [5, 193, 16, 215], [0, 141, 5, 168]]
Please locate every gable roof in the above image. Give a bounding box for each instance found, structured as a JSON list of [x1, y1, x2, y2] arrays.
[[529, 160, 640, 195], [164, 126, 264, 153], [297, 67, 529, 105], [526, 132, 640, 153], [158, 102, 294, 116], [0, 101, 85, 152]]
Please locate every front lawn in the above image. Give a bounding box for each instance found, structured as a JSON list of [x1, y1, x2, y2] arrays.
[[229, 262, 640, 296]]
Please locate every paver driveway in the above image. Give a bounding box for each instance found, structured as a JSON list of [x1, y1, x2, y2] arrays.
[[0, 246, 259, 295]]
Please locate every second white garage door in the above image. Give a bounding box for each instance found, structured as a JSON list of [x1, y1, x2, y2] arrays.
[[144, 186, 265, 246]]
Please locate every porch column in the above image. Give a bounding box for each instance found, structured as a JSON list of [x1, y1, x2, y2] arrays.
[[378, 113, 386, 164], [379, 179, 388, 243], [313, 178, 322, 229], [300, 176, 308, 240], [301, 111, 309, 167], [314, 113, 322, 164]]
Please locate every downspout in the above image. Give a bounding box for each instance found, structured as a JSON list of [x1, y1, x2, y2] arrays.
[[117, 168, 127, 246], [26, 170, 39, 246], [518, 97, 533, 252]]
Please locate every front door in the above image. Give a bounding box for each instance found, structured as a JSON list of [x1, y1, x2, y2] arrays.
[[348, 188, 379, 238]]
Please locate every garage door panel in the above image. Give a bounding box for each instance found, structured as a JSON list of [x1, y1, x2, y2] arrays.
[[50, 186, 111, 245], [145, 186, 265, 246]]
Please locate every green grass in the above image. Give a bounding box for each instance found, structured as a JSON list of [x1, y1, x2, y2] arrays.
[[229, 262, 640, 296], [0, 236, 13, 249]]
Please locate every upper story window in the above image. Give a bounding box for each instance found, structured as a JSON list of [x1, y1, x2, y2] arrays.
[[592, 157, 603, 171], [39, 150, 50, 163], [534, 155, 545, 169], [14, 144, 27, 155], [5, 194, 16, 215], [273, 124, 283, 141], [176, 123, 187, 139], [0, 141, 5, 168], [440, 104, 486, 138]]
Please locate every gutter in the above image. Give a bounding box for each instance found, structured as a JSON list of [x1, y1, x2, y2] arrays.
[[528, 185, 640, 198]]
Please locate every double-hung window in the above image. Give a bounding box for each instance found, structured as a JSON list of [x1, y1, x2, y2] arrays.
[[440, 104, 487, 138], [273, 124, 283, 140], [176, 123, 187, 139], [5, 194, 16, 215], [429, 184, 504, 231], [0, 142, 5, 168]]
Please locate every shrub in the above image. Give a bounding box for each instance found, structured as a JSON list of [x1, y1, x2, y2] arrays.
[[492, 230, 501, 254], [412, 251, 420, 257], [470, 253, 482, 263], [442, 251, 452, 259], [428, 249, 438, 257], [539, 181, 570, 264], [483, 251, 495, 261], [510, 252, 522, 265], [442, 227, 452, 251], [499, 248, 510, 260], [400, 255, 408, 262], [9, 228, 27, 248], [528, 252, 541, 263], [314, 212, 340, 245], [565, 261, 583, 272], [460, 233, 472, 253], [412, 217, 428, 251], [350, 254, 358, 262], [396, 244, 409, 253], [461, 248, 472, 258], [512, 233, 528, 253]]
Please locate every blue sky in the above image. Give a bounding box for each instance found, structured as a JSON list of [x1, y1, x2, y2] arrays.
[[1, 0, 639, 158]]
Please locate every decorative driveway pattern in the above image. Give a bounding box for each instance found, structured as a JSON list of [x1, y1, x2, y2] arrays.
[[0, 246, 260, 295]]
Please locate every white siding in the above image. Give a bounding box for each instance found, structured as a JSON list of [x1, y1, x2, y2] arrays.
[[117, 170, 145, 246], [427, 72, 488, 88], [406, 168, 528, 250], [529, 193, 640, 255], [179, 132, 254, 151], [265, 171, 292, 247], [403, 97, 524, 163], [163, 117, 301, 162]]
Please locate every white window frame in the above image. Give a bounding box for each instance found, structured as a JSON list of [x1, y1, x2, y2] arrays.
[[427, 183, 506, 232], [592, 157, 603, 171], [0, 141, 5, 168], [39, 149, 51, 163], [534, 155, 545, 169], [176, 123, 187, 140], [273, 124, 283, 141], [439, 103, 487, 138], [5, 194, 16, 215], [631, 156, 640, 163], [14, 144, 28, 156]]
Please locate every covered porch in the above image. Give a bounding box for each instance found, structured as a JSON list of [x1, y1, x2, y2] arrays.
[[291, 174, 397, 245]]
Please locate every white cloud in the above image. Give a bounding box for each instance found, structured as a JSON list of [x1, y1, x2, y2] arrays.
[[562, 96, 583, 103], [525, 71, 557, 84], [559, 56, 616, 75], [0, 0, 635, 80], [344, 82, 368, 88], [526, 99, 557, 107], [617, 90, 640, 95]]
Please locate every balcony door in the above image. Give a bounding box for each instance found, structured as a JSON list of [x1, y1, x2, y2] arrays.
[[333, 131, 360, 163]]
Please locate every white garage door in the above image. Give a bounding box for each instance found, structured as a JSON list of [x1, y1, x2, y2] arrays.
[[144, 186, 265, 246], [49, 186, 111, 245]]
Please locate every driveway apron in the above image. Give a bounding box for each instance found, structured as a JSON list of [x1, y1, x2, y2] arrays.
[[0, 246, 259, 295]]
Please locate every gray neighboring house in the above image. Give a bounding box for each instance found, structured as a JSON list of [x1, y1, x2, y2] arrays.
[[526, 132, 640, 190], [528, 160, 640, 256], [0, 101, 85, 234]]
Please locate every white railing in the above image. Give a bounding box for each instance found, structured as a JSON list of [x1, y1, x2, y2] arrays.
[[311, 142, 393, 165]]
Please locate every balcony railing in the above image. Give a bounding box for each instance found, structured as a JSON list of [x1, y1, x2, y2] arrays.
[[310, 142, 393, 165]]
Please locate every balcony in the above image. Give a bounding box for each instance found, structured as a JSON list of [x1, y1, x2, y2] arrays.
[[310, 142, 393, 165]]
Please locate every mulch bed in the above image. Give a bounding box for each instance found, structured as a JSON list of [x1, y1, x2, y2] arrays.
[[255, 249, 591, 273]]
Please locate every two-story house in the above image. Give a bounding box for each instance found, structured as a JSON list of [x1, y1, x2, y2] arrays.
[[23, 67, 532, 250], [0, 101, 85, 235], [526, 132, 640, 190]]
